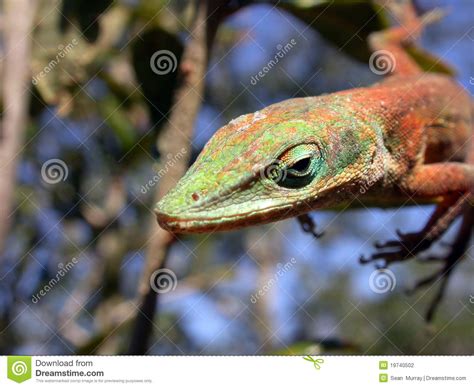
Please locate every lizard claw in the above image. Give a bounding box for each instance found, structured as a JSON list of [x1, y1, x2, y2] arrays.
[[359, 254, 387, 268], [396, 228, 408, 238], [363, 229, 433, 265], [358, 254, 369, 264], [297, 214, 324, 238]]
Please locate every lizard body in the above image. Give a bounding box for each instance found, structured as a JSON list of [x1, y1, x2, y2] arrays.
[[154, 1, 473, 318], [156, 74, 472, 233]]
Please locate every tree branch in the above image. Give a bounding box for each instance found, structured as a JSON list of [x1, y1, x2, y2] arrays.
[[128, 0, 223, 355], [0, 0, 37, 254]]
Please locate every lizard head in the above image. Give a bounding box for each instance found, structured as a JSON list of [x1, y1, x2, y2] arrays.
[[155, 96, 380, 233]]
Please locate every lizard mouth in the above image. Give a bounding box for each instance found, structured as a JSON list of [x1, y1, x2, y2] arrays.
[[154, 204, 294, 234], [155, 211, 226, 233]]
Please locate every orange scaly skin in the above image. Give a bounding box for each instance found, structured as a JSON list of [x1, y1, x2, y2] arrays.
[[156, 2, 473, 319]]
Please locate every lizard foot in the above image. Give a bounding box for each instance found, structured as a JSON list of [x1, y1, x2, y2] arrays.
[[359, 228, 433, 266], [407, 243, 469, 321], [360, 194, 471, 267], [297, 214, 324, 238], [405, 208, 472, 322]]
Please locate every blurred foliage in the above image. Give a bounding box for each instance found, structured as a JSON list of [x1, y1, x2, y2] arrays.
[[0, 0, 472, 356], [279, 0, 388, 61]]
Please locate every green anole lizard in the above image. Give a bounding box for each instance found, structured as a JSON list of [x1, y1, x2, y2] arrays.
[[155, 1, 473, 318]]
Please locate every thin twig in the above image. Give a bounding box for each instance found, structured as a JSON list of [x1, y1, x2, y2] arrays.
[[0, 0, 37, 254], [128, 0, 213, 355]]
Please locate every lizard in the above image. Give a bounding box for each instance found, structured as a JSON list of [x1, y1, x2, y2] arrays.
[[154, 1, 473, 320]]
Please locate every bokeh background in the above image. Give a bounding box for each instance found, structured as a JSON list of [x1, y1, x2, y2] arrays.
[[0, 0, 473, 355]]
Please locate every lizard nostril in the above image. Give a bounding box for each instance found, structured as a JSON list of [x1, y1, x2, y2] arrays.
[[191, 192, 200, 201]]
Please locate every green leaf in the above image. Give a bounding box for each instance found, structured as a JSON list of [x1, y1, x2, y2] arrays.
[[276, 0, 455, 74], [277, 1, 387, 62], [97, 94, 138, 151], [405, 44, 456, 75]]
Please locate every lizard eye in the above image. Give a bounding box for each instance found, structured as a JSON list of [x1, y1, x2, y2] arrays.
[[266, 144, 320, 189], [287, 156, 313, 176]]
